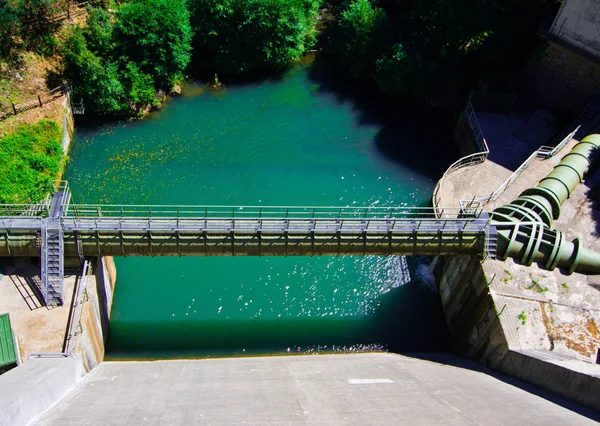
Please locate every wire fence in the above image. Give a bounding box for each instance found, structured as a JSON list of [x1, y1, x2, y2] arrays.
[[0, 85, 68, 121]]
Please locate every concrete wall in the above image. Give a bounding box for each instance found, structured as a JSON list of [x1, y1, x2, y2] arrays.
[[61, 96, 75, 154], [434, 254, 600, 412], [524, 41, 600, 113], [0, 356, 83, 426], [71, 257, 117, 372], [454, 115, 480, 156], [550, 0, 600, 59]]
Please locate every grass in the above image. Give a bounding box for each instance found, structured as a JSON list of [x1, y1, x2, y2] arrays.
[[561, 282, 570, 292], [518, 311, 527, 325], [0, 120, 63, 203], [526, 275, 550, 293], [500, 269, 514, 284]]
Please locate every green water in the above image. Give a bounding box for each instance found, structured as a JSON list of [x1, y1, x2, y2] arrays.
[[65, 65, 457, 358]]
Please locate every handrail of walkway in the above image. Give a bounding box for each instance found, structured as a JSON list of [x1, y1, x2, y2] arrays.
[[63, 204, 475, 220], [433, 101, 581, 217], [65, 260, 91, 354], [460, 125, 580, 208], [433, 102, 489, 218]]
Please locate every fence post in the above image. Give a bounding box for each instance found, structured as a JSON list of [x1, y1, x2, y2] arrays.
[[11, 102, 17, 115], [38, 95, 43, 108]]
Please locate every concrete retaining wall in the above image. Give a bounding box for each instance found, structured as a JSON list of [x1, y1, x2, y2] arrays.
[[524, 41, 600, 113], [434, 254, 600, 412], [0, 356, 83, 426], [71, 257, 117, 372], [61, 96, 75, 154], [453, 115, 479, 156], [550, 0, 600, 59]]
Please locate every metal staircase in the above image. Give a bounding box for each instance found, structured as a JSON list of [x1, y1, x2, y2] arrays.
[[41, 227, 64, 305], [39, 182, 70, 306]]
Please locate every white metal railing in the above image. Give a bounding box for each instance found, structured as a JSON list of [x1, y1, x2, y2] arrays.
[[64, 204, 476, 220], [433, 102, 489, 217], [433, 101, 581, 217], [65, 260, 91, 354], [460, 125, 580, 208]]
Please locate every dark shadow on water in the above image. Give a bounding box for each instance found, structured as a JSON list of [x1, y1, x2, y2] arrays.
[[105, 279, 452, 359], [409, 353, 600, 422], [306, 56, 461, 181]]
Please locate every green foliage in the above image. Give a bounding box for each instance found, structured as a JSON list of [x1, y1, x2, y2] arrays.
[[326, 0, 560, 100], [0, 120, 63, 204], [83, 6, 114, 57], [334, 0, 388, 80], [189, 0, 320, 74], [63, 0, 191, 115], [113, 0, 191, 88], [62, 28, 125, 114], [13, 0, 61, 54], [0, 1, 19, 58]]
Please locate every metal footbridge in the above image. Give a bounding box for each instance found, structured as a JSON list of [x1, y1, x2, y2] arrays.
[[2, 134, 600, 305], [0, 194, 494, 305]]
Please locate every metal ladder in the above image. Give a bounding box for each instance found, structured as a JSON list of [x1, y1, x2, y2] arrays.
[[485, 225, 498, 259]]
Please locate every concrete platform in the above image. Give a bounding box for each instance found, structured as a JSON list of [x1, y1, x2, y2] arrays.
[[0, 259, 77, 361], [35, 353, 600, 425]]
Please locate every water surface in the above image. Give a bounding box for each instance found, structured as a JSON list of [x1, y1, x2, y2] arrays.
[[65, 65, 456, 358]]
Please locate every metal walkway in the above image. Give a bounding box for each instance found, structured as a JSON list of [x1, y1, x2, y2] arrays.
[[0, 186, 495, 305]]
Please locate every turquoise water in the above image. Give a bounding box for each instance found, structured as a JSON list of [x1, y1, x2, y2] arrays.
[[65, 65, 456, 358]]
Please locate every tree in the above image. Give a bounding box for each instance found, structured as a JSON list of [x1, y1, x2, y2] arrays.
[[189, 0, 321, 75], [14, 0, 61, 54], [62, 28, 125, 114], [332, 0, 389, 80], [0, 1, 19, 58], [113, 0, 191, 88]]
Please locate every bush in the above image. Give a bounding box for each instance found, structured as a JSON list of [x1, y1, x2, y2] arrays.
[[0, 120, 63, 204]]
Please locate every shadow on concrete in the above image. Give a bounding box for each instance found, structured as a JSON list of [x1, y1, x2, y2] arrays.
[[407, 352, 600, 422], [306, 57, 460, 181], [9, 275, 45, 311], [105, 278, 452, 359]]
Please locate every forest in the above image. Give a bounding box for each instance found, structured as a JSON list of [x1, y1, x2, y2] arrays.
[[1, 0, 561, 116]]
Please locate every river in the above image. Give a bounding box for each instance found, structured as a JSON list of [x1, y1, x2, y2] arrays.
[[64, 64, 458, 358]]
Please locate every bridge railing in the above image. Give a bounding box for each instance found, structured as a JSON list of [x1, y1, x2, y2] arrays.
[[64, 204, 479, 220], [0, 203, 50, 217]]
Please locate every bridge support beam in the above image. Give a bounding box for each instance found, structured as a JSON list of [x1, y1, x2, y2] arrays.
[[0, 229, 487, 258]]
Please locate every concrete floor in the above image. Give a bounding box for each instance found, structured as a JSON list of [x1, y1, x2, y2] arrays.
[[0, 258, 76, 360], [35, 353, 599, 425]]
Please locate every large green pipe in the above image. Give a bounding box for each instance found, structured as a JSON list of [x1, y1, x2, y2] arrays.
[[493, 134, 600, 274]]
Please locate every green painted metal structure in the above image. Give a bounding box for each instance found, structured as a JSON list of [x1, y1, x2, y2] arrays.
[[0, 313, 18, 371], [493, 134, 600, 274]]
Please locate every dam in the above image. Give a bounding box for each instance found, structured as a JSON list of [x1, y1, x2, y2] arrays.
[[1, 67, 599, 424]]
